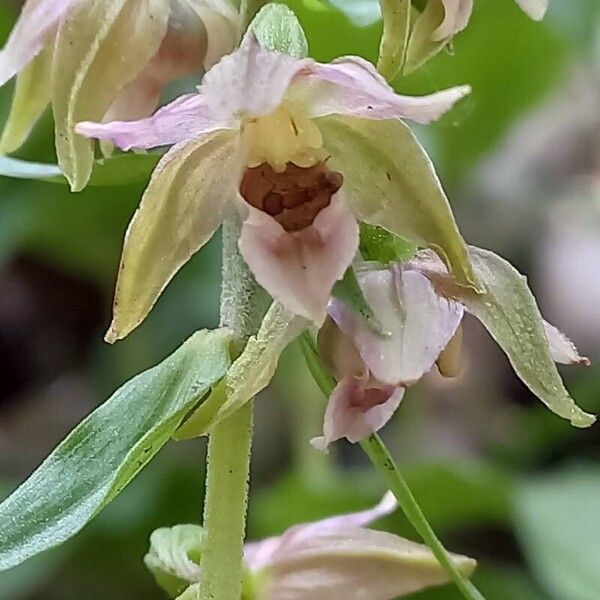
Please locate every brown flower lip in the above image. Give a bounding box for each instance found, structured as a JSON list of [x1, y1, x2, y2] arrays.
[[240, 162, 343, 232]]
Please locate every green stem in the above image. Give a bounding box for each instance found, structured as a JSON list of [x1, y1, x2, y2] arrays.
[[360, 434, 485, 600], [299, 332, 485, 600], [199, 217, 263, 600]]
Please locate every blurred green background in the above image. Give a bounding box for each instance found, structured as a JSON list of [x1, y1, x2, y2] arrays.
[[0, 0, 599, 598]]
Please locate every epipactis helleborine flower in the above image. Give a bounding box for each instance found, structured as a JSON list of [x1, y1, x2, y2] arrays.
[[314, 245, 594, 449], [145, 494, 476, 600], [405, 0, 548, 72], [0, 0, 240, 190], [76, 34, 474, 342]]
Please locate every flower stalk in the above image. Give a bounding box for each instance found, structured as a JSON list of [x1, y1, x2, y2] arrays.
[[359, 434, 486, 600], [199, 216, 263, 600], [299, 332, 485, 600]]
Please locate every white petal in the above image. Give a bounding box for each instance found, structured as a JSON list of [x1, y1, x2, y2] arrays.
[[238, 197, 359, 325], [432, 0, 474, 41], [330, 265, 463, 386], [514, 0, 547, 20], [200, 33, 311, 121], [265, 528, 476, 600], [300, 56, 470, 123], [543, 321, 590, 366], [0, 0, 75, 87]]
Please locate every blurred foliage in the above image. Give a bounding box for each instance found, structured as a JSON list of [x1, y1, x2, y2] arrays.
[[0, 0, 599, 598]]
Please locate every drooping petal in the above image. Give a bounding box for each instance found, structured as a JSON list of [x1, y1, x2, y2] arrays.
[[0, 43, 53, 154], [106, 130, 240, 343], [200, 33, 311, 122], [330, 266, 463, 386], [301, 56, 470, 123], [433, 0, 473, 41], [419, 247, 595, 428], [238, 197, 359, 325], [52, 0, 169, 190], [311, 375, 403, 449], [245, 493, 398, 571], [543, 321, 590, 366], [514, 0, 547, 21], [77, 93, 229, 150], [186, 0, 241, 69], [0, 0, 75, 87], [317, 115, 478, 290], [264, 528, 476, 600]]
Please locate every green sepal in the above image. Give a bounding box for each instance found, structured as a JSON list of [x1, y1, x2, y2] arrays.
[[0, 329, 232, 572]]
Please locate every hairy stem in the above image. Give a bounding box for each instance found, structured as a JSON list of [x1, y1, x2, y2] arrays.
[[199, 217, 263, 600]]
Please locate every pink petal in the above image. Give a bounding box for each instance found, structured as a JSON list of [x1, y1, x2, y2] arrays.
[[0, 0, 75, 87], [245, 493, 397, 572], [302, 56, 470, 124], [200, 33, 311, 121], [330, 265, 463, 386], [311, 374, 404, 450], [432, 0, 473, 41], [543, 321, 590, 366], [238, 197, 359, 325], [76, 93, 230, 150], [514, 0, 547, 20]]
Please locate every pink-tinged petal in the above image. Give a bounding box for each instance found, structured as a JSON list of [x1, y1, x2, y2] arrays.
[[311, 375, 403, 450], [330, 265, 463, 386], [76, 93, 231, 150], [301, 56, 470, 123], [0, 0, 75, 87], [201, 33, 311, 121], [187, 0, 241, 69], [245, 493, 397, 572], [514, 0, 547, 20], [264, 528, 476, 600], [432, 0, 473, 41], [543, 321, 590, 367], [238, 197, 359, 325]]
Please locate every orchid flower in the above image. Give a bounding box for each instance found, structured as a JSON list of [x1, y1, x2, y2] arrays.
[[0, 0, 240, 190], [405, 0, 548, 72], [144, 494, 476, 599], [76, 33, 475, 342], [313, 246, 594, 449]]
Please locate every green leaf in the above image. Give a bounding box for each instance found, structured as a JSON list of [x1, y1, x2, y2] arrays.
[[0, 329, 232, 573], [249, 3, 309, 58], [317, 115, 478, 291], [144, 525, 205, 597], [0, 153, 160, 186], [176, 303, 305, 439], [426, 246, 595, 428], [377, 0, 412, 80], [514, 464, 600, 600], [359, 223, 418, 264], [332, 266, 388, 336]]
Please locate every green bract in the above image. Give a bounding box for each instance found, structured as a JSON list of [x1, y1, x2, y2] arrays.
[[176, 302, 305, 439], [359, 223, 418, 264], [0, 329, 232, 572], [317, 115, 478, 291]]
